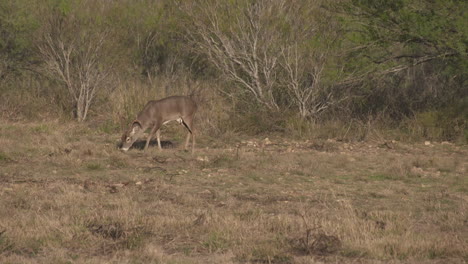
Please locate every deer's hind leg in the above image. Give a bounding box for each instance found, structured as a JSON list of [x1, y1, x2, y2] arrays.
[[181, 117, 195, 153]]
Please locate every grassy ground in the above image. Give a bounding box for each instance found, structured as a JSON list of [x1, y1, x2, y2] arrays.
[[0, 121, 466, 263]]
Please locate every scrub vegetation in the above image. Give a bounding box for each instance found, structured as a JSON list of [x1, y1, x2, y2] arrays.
[[0, 0, 467, 263]]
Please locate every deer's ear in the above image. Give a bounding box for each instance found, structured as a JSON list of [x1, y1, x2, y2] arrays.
[[130, 121, 142, 134], [132, 121, 142, 128]]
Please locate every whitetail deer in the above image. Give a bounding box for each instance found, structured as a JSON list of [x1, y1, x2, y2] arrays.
[[120, 96, 197, 153]]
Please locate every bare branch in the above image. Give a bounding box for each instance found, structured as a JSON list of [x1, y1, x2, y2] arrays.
[[38, 12, 112, 122]]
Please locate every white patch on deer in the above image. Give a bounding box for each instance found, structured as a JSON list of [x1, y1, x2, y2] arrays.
[[163, 118, 183, 125]]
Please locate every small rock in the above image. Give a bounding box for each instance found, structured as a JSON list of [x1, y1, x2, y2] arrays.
[[135, 181, 142, 185], [246, 141, 257, 147], [424, 141, 431, 146], [197, 156, 209, 162], [411, 167, 424, 175], [199, 189, 212, 195], [263, 138, 272, 145]]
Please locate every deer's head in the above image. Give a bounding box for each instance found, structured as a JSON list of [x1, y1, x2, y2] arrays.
[[120, 121, 142, 151]]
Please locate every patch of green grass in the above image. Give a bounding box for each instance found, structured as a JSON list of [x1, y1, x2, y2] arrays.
[[0, 233, 14, 254], [402, 176, 435, 185], [124, 232, 147, 250], [98, 120, 120, 134], [207, 154, 236, 168], [0, 125, 21, 137], [86, 162, 103, 171], [333, 179, 345, 184], [0, 152, 11, 162], [249, 247, 291, 264], [456, 186, 467, 193], [368, 174, 396, 181], [368, 192, 386, 199], [30, 124, 51, 134], [181, 246, 194, 256], [203, 231, 231, 253], [109, 156, 128, 168], [244, 233, 291, 263], [439, 198, 457, 207], [290, 169, 306, 176], [246, 173, 263, 182], [236, 209, 262, 221], [336, 175, 352, 180], [341, 248, 367, 258], [11, 196, 31, 210], [14, 238, 44, 257], [437, 167, 453, 173]]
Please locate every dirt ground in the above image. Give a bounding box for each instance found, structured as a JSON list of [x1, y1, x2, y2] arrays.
[[0, 121, 466, 263]]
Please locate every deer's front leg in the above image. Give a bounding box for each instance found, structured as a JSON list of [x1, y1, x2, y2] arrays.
[[156, 129, 162, 150], [145, 125, 159, 151]]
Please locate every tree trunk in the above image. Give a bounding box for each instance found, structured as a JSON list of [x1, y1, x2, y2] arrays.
[[76, 97, 85, 122]]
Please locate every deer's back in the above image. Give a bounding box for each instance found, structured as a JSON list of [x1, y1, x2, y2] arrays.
[[139, 96, 197, 123]]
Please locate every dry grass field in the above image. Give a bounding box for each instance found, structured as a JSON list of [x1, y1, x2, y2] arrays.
[[0, 121, 466, 264]]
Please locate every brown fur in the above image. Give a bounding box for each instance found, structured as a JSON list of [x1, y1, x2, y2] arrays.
[[121, 96, 197, 152]]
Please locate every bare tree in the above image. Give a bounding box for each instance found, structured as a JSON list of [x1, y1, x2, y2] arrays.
[[182, 0, 287, 111], [281, 44, 334, 119], [277, 1, 344, 120], [38, 8, 111, 122], [182, 0, 343, 117]]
